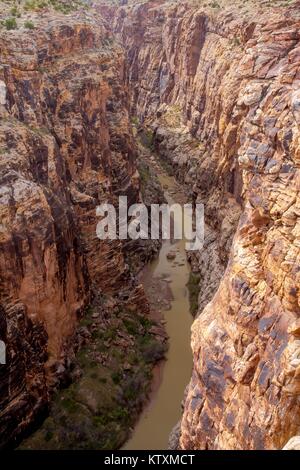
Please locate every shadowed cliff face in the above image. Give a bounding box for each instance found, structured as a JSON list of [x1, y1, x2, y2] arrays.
[[0, 11, 141, 447], [111, 0, 300, 450]]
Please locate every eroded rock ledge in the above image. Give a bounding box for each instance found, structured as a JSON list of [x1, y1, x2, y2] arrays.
[[108, 0, 300, 450]]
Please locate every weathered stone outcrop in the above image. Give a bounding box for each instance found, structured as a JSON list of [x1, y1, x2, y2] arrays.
[[111, 0, 300, 449], [0, 9, 143, 448]]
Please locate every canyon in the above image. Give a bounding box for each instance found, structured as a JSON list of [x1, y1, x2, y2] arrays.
[[1, 0, 300, 451], [0, 1, 166, 449]]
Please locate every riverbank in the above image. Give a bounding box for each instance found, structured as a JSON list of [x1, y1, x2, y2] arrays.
[[19, 285, 168, 450]]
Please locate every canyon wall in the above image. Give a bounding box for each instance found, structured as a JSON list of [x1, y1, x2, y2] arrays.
[[112, 0, 300, 449], [2, 0, 300, 450], [0, 10, 143, 447]]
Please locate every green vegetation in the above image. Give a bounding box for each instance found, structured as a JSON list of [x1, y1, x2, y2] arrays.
[[10, 6, 21, 17], [131, 116, 140, 126], [136, 158, 165, 215], [138, 333, 167, 364], [51, 0, 87, 14], [0, 147, 9, 155], [24, 20, 35, 29], [1, 17, 17, 30], [230, 36, 241, 47], [0, 0, 88, 18], [138, 161, 151, 187], [209, 0, 220, 7], [157, 155, 175, 177], [140, 128, 154, 150], [19, 302, 167, 450], [0, 0, 89, 33], [23, 0, 50, 11], [187, 272, 201, 316]]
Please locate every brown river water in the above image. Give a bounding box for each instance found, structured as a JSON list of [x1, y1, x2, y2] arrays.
[[123, 168, 194, 450]]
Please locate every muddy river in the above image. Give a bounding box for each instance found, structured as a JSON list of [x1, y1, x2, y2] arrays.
[[123, 166, 194, 450]]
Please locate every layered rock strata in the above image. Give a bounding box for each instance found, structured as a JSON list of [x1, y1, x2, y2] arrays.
[[0, 10, 147, 448], [2, 0, 300, 450], [111, 0, 300, 449]]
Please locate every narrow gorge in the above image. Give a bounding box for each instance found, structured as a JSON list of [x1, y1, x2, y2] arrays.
[[1, 0, 300, 452]]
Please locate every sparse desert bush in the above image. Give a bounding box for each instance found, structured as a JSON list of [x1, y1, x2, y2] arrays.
[[2, 17, 17, 30], [24, 0, 47, 10], [10, 6, 21, 17], [24, 20, 35, 29], [187, 271, 201, 316], [209, 0, 220, 8]]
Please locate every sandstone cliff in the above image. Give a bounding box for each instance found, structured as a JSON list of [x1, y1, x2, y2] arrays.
[[0, 6, 146, 447], [110, 0, 300, 449]]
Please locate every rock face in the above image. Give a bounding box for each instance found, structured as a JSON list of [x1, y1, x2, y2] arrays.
[[111, 0, 300, 450], [283, 435, 300, 450], [2, 0, 300, 451], [0, 10, 142, 447]]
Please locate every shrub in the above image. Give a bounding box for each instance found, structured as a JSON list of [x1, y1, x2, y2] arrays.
[[138, 316, 153, 330], [24, 0, 48, 11], [24, 21, 35, 30], [131, 116, 140, 126], [123, 318, 139, 336], [2, 18, 17, 30], [187, 272, 201, 316], [209, 1, 220, 8], [139, 336, 167, 363], [138, 162, 151, 186], [111, 371, 122, 385], [140, 129, 154, 149], [10, 7, 20, 17]]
